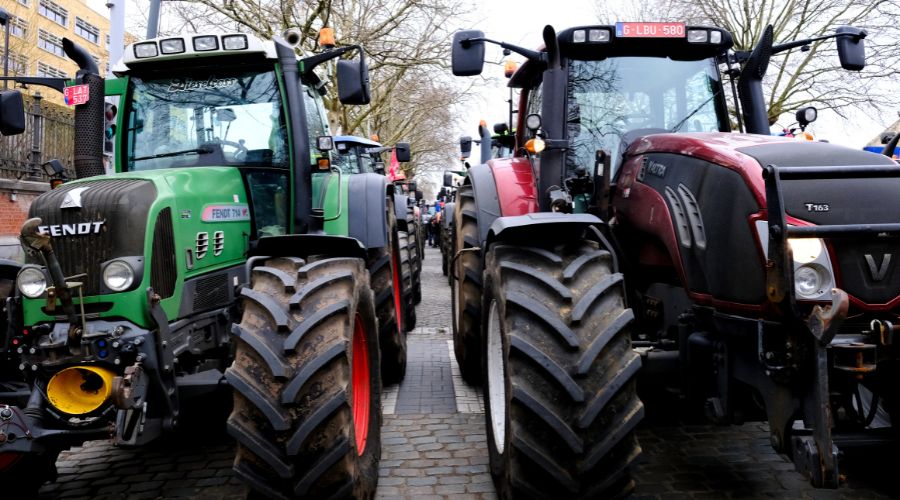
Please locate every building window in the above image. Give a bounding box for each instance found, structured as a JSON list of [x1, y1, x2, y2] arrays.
[[75, 17, 100, 44], [17, 0, 29, 6], [39, 0, 69, 27], [106, 34, 110, 50], [7, 53, 29, 75], [9, 16, 27, 38], [38, 29, 66, 57], [37, 61, 67, 79]]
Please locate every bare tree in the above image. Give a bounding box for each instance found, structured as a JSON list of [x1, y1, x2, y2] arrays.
[[630, 0, 900, 125], [143, 0, 470, 177]]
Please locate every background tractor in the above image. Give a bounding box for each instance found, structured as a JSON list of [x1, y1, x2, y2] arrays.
[[0, 31, 406, 499], [451, 21, 891, 498], [332, 135, 420, 339]]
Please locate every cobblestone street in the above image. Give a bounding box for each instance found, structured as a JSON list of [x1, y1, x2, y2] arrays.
[[38, 246, 898, 499]]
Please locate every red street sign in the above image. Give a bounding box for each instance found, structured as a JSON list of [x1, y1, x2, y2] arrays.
[[63, 84, 90, 106], [616, 22, 686, 38]]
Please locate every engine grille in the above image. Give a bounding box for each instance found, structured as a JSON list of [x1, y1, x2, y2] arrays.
[[830, 239, 900, 304], [28, 179, 156, 295], [151, 208, 176, 299], [193, 273, 229, 311]]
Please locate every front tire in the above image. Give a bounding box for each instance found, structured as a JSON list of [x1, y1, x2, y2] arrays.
[[483, 241, 643, 499], [398, 230, 417, 332], [452, 185, 483, 384], [228, 256, 382, 499]]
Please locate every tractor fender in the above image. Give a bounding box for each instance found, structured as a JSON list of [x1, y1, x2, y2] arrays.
[[0, 259, 22, 282], [393, 191, 410, 232], [486, 213, 606, 248], [466, 163, 501, 247], [250, 234, 366, 260], [347, 173, 390, 249]]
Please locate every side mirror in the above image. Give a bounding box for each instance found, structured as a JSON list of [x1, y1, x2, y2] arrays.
[[493, 122, 509, 135], [452, 30, 486, 76], [374, 161, 385, 174], [836, 26, 866, 71], [317, 136, 334, 151], [394, 142, 411, 163], [337, 57, 371, 105], [443, 171, 454, 187], [459, 136, 473, 158], [415, 189, 423, 202], [795, 106, 817, 127], [0, 90, 26, 136], [407, 181, 418, 192], [881, 134, 894, 145]]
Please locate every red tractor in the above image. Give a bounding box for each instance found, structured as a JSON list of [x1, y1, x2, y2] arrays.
[[451, 22, 893, 497]]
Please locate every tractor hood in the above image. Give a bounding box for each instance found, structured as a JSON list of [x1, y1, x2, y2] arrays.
[[624, 132, 900, 305], [23, 167, 252, 327]]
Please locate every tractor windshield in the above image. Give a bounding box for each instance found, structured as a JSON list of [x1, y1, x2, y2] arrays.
[[566, 56, 728, 174], [125, 68, 288, 171]]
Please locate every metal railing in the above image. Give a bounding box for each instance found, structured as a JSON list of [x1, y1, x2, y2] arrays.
[[0, 92, 76, 181]]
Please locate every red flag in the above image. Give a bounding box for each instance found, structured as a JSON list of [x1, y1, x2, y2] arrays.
[[388, 149, 402, 182]]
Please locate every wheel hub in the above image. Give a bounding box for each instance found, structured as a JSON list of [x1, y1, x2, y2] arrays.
[[487, 299, 506, 454], [351, 313, 371, 455]]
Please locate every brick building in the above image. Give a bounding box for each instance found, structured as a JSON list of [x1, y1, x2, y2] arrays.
[[2, 0, 117, 106]]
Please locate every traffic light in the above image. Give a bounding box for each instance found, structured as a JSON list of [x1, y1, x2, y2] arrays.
[[104, 101, 117, 155]]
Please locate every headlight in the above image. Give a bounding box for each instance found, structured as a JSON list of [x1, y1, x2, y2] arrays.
[[794, 264, 831, 299], [103, 260, 135, 292], [17, 267, 47, 298], [788, 238, 823, 264]]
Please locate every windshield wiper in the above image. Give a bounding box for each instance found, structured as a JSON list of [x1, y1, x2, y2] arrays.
[[670, 91, 721, 133], [132, 146, 214, 162]]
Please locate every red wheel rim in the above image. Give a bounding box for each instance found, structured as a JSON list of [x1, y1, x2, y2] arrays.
[[0, 452, 22, 471], [351, 313, 371, 455], [391, 247, 403, 335]]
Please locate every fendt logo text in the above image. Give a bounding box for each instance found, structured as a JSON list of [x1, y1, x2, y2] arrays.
[[38, 221, 106, 237]]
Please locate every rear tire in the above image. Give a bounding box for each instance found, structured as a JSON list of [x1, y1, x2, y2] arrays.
[[0, 450, 59, 499], [405, 208, 422, 305], [452, 185, 482, 384], [228, 256, 382, 499], [482, 241, 643, 499], [367, 203, 406, 384], [398, 231, 417, 332]]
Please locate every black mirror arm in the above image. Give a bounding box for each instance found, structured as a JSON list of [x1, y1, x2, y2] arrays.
[[0, 76, 67, 93], [771, 31, 867, 55], [462, 37, 546, 64], [301, 44, 363, 73], [732, 31, 867, 63]]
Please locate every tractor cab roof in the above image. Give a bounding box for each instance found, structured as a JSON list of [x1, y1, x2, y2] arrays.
[[114, 33, 301, 75], [509, 23, 733, 88], [334, 136, 383, 148]]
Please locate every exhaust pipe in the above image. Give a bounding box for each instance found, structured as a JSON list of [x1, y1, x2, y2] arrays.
[[282, 28, 302, 47], [62, 38, 104, 179], [46, 365, 117, 415]]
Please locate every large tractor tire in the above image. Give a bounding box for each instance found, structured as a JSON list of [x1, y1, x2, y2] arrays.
[[367, 205, 407, 385], [482, 241, 644, 499], [227, 256, 382, 499], [452, 184, 483, 384], [0, 450, 59, 499], [397, 231, 417, 332], [405, 207, 422, 305]]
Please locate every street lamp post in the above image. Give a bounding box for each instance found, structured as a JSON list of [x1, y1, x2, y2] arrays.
[[0, 8, 10, 90]]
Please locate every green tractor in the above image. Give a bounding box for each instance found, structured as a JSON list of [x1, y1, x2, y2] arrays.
[[0, 31, 406, 498], [332, 135, 420, 335]]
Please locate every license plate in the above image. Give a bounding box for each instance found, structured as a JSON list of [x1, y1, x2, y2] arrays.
[[615, 22, 686, 38]]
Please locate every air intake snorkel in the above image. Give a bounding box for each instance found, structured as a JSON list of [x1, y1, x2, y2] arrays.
[[62, 38, 105, 179]]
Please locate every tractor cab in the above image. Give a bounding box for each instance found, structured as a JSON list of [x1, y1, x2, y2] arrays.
[[508, 23, 733, 177]]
